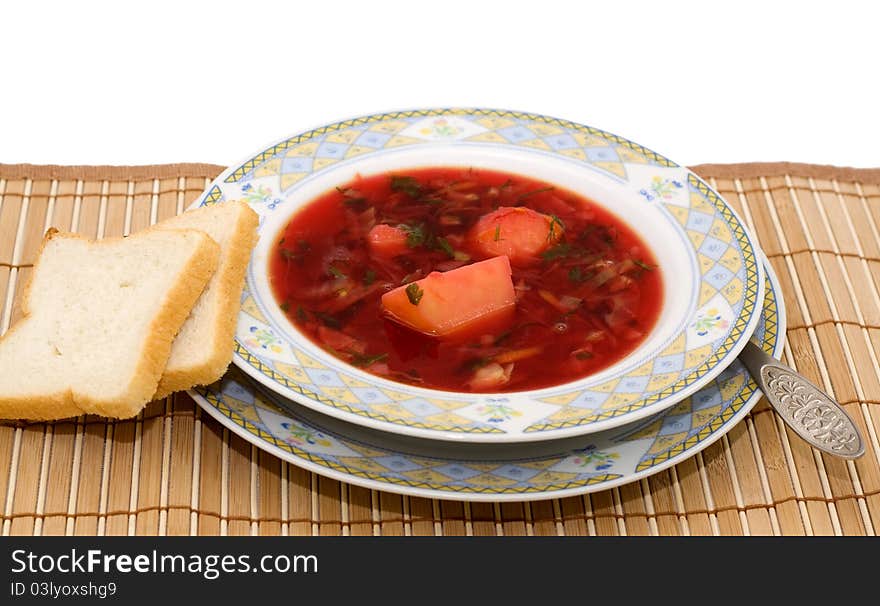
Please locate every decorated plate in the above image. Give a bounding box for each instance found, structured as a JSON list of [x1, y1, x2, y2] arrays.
[[188, 259, 782, 502], [193, 108, 764, 442]]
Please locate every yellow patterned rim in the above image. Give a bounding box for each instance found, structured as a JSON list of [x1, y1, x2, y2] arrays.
[[195, 108, 765, 442]]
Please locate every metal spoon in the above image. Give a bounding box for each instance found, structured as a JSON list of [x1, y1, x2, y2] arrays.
[[739, 341, 864, 459]]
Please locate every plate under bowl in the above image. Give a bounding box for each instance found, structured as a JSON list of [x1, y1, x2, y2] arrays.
[[189, 258, 783, 501]]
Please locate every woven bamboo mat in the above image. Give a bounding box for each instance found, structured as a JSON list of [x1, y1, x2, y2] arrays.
[[0, 161, 879, 536]]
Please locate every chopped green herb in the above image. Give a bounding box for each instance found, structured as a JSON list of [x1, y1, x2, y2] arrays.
[[327, 265, 347, 279], [351, 352, 388, 368], [500, 178, 514, 189], [363, 268, 376, 286], [343, 197, 368, 210], [633, 259, 656, 271], [390, 175, 422, 197], [280, 302, 290, 313], [541, 243, 574, 261], [494, 330, 513, 345], [295, 306, 308, 322], [568, 267, 588, 283], [314, 311, 340, 329], [336, 186, 368, 209], [493, 224, 502, 242], [400, 223, 427, 248], [575, 351, 594, 360], [600, 227, 616, 245], [281, 240, 311, 263], [279, 237, 285, 245], [405, 283, 424, 305], [517, 186, 554, 200], [575, 224, 599, 241], [434, 237, 455, 258], [547, 214, 565, 242]]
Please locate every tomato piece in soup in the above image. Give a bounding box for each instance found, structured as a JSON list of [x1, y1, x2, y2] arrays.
[[381, 255, 515, 340], [470, 207, 563, 265]]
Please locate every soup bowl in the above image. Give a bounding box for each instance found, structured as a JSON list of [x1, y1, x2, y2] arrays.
[[193, 108, 764, 443]]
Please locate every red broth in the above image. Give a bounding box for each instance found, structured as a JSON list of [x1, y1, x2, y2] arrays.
[[268, 167, 663, 392]]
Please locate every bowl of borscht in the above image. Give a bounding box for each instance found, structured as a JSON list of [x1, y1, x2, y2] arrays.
[[206, 109, 764, 442]]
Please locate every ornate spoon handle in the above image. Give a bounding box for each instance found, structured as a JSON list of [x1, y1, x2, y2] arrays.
[[740, 341, 864, 459]]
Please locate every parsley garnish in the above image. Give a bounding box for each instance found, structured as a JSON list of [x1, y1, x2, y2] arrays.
[[363, 268, 376, 285], [599, 227, 616, 245], [493, 224, 502, 242], [390, 175, 422, 198], [314, 311, 340, 329], [405, 283, 424, 305], [280, 302, 290, 313], [434, 237, 455, 258], [541, 243, 574, 261], [575, 351, 594, 360], [280, 240, 311, 264], [337, 186, 368, 209], [351, 352, 389, 368], [401, 223, 452, 256], [568, 267, 590, 283], [633, 259, 655, 271], [295, 306, 308, 322], [517, 186, 554, 200], [400, 223, 427, 248], [547, 214, 565, 242]]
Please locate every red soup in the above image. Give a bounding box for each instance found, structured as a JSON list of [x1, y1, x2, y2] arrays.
[[268, 167, 663, 392]]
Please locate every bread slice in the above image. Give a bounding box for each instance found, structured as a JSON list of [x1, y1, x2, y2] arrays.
[[0, 227, 220, 420], [153, 201, 259, 398]]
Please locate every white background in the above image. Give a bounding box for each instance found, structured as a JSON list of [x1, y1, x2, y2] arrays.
[[2, 0, 878, 168]]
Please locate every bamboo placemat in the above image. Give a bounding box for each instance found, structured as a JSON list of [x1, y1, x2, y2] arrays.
[[0, 161, 879, 536]]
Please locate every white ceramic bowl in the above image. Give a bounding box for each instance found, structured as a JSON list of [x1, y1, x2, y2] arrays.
[[193, 108, 764, 443]]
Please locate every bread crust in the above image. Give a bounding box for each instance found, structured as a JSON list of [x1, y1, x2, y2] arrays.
[[0, 227, 220, 420], [153, 202, 259, 398]]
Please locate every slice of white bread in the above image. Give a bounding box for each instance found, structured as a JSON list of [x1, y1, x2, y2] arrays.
[[153, 201, 259, 398], [0, 227, 220, 420]]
